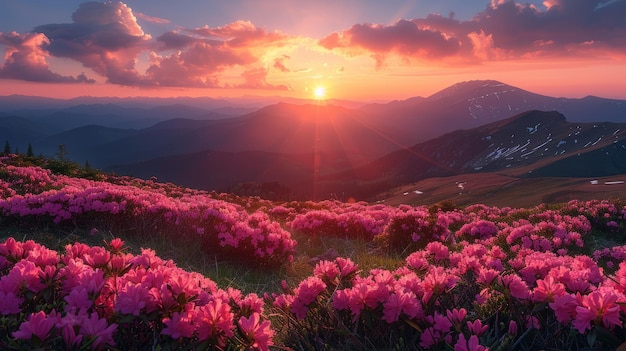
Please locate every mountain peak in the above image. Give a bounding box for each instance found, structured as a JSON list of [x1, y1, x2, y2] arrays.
[[427, 80, 519, 101]]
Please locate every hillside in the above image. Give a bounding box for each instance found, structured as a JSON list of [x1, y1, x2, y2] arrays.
[[2, 80, 626, 203], [359, 80, 626, 145], [108, 110, 626, 202]]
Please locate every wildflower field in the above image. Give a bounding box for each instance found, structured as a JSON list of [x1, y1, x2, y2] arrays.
[[1, 154, 625, 350]]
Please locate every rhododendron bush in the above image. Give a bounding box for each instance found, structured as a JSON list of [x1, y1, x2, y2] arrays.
[[0, 237, 274, 350], [1, 155, 626, 350], [0, 156, 296, 267]]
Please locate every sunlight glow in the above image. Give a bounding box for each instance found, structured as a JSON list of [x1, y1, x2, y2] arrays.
[[313, 86, 327, 100]]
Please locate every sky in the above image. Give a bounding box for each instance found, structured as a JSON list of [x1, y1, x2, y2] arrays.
[[0, 0, 625, 101]]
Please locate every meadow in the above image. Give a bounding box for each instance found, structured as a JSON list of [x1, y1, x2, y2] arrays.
[[0, 153, 625, 350]]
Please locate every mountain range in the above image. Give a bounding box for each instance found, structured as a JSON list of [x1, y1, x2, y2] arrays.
[[2, 80, 626, 203]]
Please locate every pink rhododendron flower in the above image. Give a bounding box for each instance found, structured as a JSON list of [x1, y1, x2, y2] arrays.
[[446, 308, 467, 327], [64, 286, 93, 313], [454, 334, 488, 351], [196, 298, 234, 343], [426, 241, 449, 260], [238, 293, 264, 317], [291, 276, 326, 320], [162, 310, 195, 339], [382, 291, 421, 323], [314, 260, 340, 283], [500, 274, 531, 300], [0, 291, 22, 314], [79, 313, 117, 350], [335, 257, 358, 278], [572, 289, 623, 333], [467, 319, 488, 336], [477, 268, 500, 286], [238, 312, 274, 351], [104, 238, 125, 253], [114, 282, 154, 315], [533, 276, 566, 302], [12, 311, 55, 341], [419, 326, 441, 349]]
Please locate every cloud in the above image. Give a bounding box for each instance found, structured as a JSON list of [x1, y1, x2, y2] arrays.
[[319, 0, 626, 65], [134, 12, 171, 25], [145, 40, 254, 87], [320, 18, 465, 67], [273, 55, 291, 72], [8, 2, 294, 90], [31, 1, 152, 86], [145, 20, 294, 88], [236, 67, 290, 90], [0, 31, 95, 83], [187, 20, 290, 48]]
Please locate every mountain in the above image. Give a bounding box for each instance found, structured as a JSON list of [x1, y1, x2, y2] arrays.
[[0, 116, 60, 152], [3, 79, 626, 201], [108, 110, 626, 201], [108, 150, 320, 199], [359, 80, 626, 146], [315, 110, 626, 199], [34, 125, 139, 163], [93, 103, 401, 168]]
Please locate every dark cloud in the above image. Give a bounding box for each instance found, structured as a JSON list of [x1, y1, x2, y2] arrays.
[[320, 19, 464, 67], [156, 31, 203, 51], [33, 1, 151, 85], [319, 0, 626, 64], [0, 31, 95, 83]]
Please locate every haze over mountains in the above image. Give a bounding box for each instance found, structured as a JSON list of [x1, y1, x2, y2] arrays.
[[2, 80, 625, 202]]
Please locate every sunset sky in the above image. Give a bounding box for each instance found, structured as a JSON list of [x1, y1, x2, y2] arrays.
[[0, 0, 625, 101]]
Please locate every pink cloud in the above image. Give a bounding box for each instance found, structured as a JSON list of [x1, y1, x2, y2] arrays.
[[236, 67, 290, 90], [17, 2, 292, 90], [319, 0, 626, 65], [188, 20, 289, 48], [134, 12, 171, 25], [146, 21, 293, 88], [0, 31, 94, 83], [273, 55, 291, 72]]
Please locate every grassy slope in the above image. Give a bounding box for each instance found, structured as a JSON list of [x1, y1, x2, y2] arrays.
[[380, 172, 626, 208]]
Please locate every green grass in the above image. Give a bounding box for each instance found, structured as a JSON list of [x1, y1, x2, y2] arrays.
[[0, 223, 404, 298]]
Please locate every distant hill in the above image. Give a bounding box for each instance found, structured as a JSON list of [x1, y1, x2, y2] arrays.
[[108, 150, 319, 199], [109, 110, 626, 201], [316, 110, 626, 198], [34, 125, 139, 164], [86, 103, 401, 168], [2, 79, 626, 201], [359, 80, 626, 146], [0, 116, 60, 152]]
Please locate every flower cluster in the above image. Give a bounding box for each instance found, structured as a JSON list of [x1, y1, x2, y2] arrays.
[[272, 201, 626, 350], [0, 237, 275, 350], [0, 160, 296, 266]]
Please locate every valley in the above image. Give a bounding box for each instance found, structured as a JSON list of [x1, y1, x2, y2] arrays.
[[2, 80, 626, 205]]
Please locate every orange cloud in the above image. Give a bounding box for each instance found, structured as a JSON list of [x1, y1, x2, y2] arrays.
[[146, 21, 293, 88], [273, 55, 291, 72]]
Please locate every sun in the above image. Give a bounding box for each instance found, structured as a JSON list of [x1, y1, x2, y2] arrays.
[[313, 86, 327, 100]]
